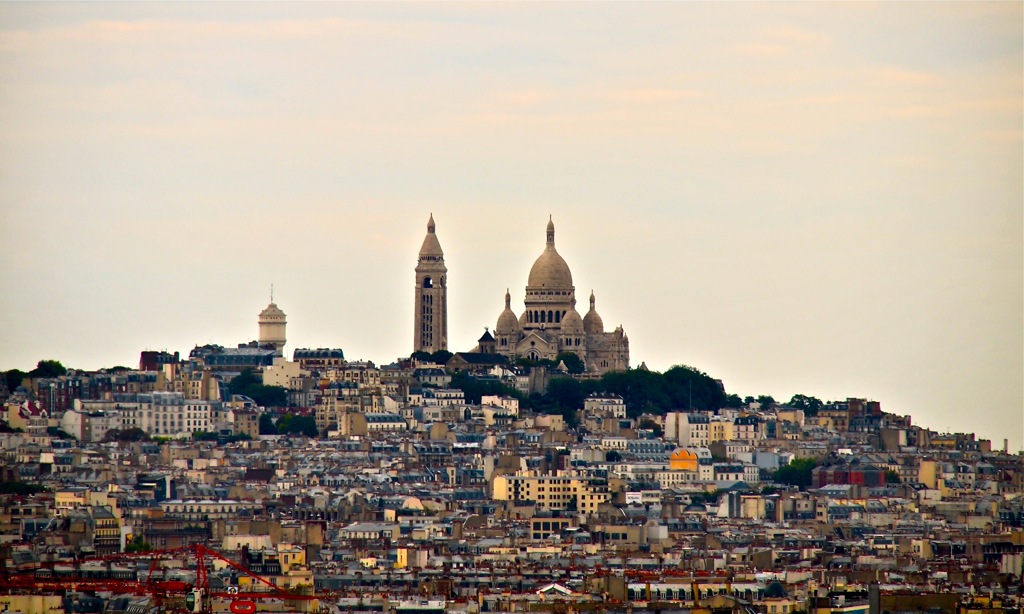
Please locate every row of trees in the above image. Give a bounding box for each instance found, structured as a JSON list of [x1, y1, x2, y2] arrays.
[[448, 363, 835, 431], [0, 481, 49, 495], [772, 457, 817, 488], [258, 412, 317, 437], [4, 359, 69, 391], [544, 364, 731, 420], [447, 364, 729, 428], [410, 350, 454, 365]]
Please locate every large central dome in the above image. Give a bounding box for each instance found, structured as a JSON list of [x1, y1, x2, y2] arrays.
[[527, 218, 573, 289]]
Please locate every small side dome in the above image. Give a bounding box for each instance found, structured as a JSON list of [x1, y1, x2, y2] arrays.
[[561, 308, 584, 333], [583, 291, 604, 334], [764, 581, 787, 599], [496, 289, 520, 333]]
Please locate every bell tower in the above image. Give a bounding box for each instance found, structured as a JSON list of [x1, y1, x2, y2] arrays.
[[414, 214, 447, 354]]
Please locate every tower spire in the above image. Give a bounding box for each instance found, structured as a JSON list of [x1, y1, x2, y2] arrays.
[[270, 283, 274, 303], [546, 216, 555, 245]]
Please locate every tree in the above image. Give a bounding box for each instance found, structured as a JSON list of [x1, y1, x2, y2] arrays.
[[244, 385, 287, 407], [772, 458, 817, 489], [638, 418, 664, 437], [259, 413, 277, 435], [722, 393, 744, 408], [4, 369, 27, 391], [515, 355, 568, 372], [276, 414, 317, 437], [29, 360, 67, 379], [410, 350, 452, 365], [600, 369, 671, 417], [756, 395, 776, 409], [554, 352, 585, 375], [690, 489, 723, 504], [229, 369, 261, 394], [787, 394, 824, 417], [450, 371, 523, 405], [125, 536, 153, 553], [430, 350, 454, 364], [47, 427, 74, 440], [885, 470, 901, 484], [229, 370, 287, 407], [102, 428, 150, 443], [605, 450, 623, 462], [547, 377, 584, 411], [0, 481, 47, 495], [542, 378, 583, 427]]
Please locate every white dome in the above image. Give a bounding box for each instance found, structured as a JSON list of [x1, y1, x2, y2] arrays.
[[583, 291, 603, 334], [496, 290, 520, 333], [561, 308, 585, 333], [527, 218, 573, 289]]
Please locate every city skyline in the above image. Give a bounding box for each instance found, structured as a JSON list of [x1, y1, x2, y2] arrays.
[[0, 3, 1020, 449]]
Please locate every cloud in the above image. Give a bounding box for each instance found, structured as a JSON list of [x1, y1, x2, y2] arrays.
[[611, 88, 704, 103], [732, 24, 831, 57], [869, 66, 942, 86]]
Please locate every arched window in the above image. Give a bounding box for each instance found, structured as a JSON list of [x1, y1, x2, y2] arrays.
[[548, 310, 554, 323], [423, 276, 433, 288], [554, 311, 561, 323], [540, 311, 546, 323]]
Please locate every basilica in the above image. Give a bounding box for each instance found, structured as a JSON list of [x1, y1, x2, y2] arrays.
[[413, 216, 629, 375]]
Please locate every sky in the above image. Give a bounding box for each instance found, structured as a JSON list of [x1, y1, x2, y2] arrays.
[[1, 3, 1021, 450]]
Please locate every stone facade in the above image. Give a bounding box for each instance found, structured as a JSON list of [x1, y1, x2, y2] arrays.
[[491, 218, 629, 374], [413, 215, 448, 354]]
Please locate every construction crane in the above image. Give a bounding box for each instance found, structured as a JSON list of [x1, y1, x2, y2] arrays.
[[1, 543, 319, 614]]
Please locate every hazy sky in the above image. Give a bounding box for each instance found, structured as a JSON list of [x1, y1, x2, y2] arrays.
[[1, 3, 1021, 450]]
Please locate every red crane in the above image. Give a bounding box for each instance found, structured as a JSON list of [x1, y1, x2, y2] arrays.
[[1, 543, 319, 613]]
